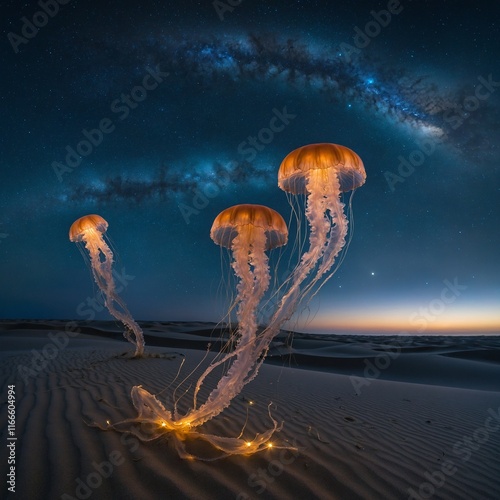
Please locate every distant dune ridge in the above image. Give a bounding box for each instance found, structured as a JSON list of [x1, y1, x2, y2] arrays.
[[1, 320, 499, 499]]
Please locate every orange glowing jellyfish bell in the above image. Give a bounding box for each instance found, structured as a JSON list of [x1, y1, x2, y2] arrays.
[[278, 142, 366, 194], [69, 214, 145, 358], [210, 204, 288, 251], [69, 214, 108, 245]]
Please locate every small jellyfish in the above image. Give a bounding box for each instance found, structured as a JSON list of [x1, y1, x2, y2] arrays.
[[69, 214, 145, 358]]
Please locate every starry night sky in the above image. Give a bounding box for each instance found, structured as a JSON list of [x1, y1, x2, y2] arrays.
[[1, 0, 499, 334]]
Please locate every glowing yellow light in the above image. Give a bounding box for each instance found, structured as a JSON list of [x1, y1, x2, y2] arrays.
[[267, 443, 273, 448], [249, 400, 254, 405], [246, 442, 252, 447], [161, 421, 166, 427], [106, 420, 110, 425]]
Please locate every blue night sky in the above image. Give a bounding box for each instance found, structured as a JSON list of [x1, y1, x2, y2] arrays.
[[1, 0, 499, 334]]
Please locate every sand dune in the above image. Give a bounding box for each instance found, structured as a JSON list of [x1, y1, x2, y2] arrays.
[[1, 321, 499, 499]]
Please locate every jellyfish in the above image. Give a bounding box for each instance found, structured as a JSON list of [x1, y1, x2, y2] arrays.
[[192, 204, 288, 423], [269, 142, 366, 327], [94, 205, 290, 459], [69, 214, 145, 358]]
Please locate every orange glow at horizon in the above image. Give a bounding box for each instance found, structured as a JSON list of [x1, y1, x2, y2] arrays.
[[301, 303, 500, 334]]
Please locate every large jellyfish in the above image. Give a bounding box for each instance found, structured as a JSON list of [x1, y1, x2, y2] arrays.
[[94, 204, 290, 459], [69, 214, 145, 358], [268, 143, 366, 327]]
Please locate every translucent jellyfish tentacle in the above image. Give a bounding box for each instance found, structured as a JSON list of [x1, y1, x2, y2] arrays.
[[189, 228, 270, 427], [302, 169, 348, 298], [192, 232, 257, 410], [294, 169, 331, 280], [86, 235, 145, 357], [96, 390, 285, 460], [265, 169, 332, 328], [85, 236, 121, 310], [103, 243, 144, 357], [231, 232, 259, 345], [250, 229, 271, 304]]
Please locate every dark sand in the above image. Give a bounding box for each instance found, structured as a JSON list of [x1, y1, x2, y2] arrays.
[[1, 320, 499, 499]]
